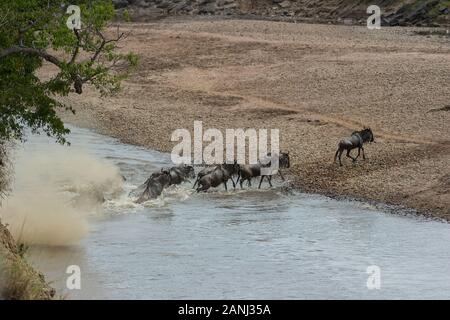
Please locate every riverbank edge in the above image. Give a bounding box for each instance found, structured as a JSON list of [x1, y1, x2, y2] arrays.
[[61, 119, 449, 224], [0, 221, 56, 300], [0, 148, 55, 300]]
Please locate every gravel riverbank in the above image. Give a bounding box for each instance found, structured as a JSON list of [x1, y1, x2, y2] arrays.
[[56, 18, 450, 220]]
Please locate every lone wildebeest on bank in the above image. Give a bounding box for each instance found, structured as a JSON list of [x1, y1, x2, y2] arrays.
[[196, 163, 240, 192], [237, 152, 290, 189], [334, 128, 375, 166], [136, 164, 195, 203]]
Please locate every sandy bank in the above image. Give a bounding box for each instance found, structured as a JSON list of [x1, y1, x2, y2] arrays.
[[57, 19, 450, 220]]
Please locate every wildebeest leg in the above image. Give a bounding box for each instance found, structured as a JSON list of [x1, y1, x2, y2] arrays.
[[334, 148, 340, 163], [361, 146, 366, 160], [268, 176, 273, 188], [240, 178, 244, 189], [346, 149, 356, 162], [278, 170, 285, 181], [192, 178, 198, 189], [248, 179, 252, 187], [230, 177, 236, 189], [258, 176, 265, 189], [223, 181, 228, 191], [196, 181, 208, 193], [355, 148, 361, 161], [338, 149, 343, 166]]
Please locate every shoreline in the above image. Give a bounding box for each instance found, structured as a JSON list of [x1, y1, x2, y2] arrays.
[[56, 18, 449, 221], [0, 222, 55, 300], [61, 118, 447, 223]]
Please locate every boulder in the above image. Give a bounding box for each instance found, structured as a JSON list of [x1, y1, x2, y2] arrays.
[[157, 1, 171, 9], [169, 1, 189, 13], [112, 0, 130, 9], [136, 0, 150, 8], [278, 1, 291, 9], [199, 3, 217, 14]]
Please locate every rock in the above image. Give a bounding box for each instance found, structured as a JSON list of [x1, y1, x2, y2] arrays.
[[132, 7, 166, 19], [278, 0, 291, 8], [278, 0, 290, 8], [157, 1, 171, 9], [112, 0, 130, 9], [169, 1, 189, 13], [136, 0, 150, 8], [199, 3, 217, 14], [198, 0, 216, 5], [440, 7, 449, 15], [221, 3, 237, 10]]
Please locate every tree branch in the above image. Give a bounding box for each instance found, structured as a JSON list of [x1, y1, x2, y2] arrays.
[[0, 46, 62, 68], [91, 26, 126, 62], [0, 12, 8, 29], [69, 29, 81, 65], [1, 24, 131, 96]]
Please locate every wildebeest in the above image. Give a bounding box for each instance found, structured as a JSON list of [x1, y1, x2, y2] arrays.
[[236, 152, 291, 189], [167, 164, 195, 185], [192, 165, 220, 189], [193, 162, 239, 190], [136, 164, 194, 203], [136, 169, 172, 203], [196, 162, 240, 192], [334, 128, 375, 166]]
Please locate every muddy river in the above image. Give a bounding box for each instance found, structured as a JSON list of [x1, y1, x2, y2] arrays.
[[9, 126, 450, 299]]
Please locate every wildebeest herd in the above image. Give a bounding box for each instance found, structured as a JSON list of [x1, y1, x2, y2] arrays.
[[135, 128, 375, 203], [135, 152, 290, 203]]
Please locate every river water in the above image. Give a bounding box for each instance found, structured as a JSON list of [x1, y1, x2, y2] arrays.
[[16, 126, 450, 299]]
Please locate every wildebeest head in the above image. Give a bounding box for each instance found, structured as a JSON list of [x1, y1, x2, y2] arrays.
[[156, 169, 172, 186], [180, 164, 195, 179], [151, 168, 170, 177], [361, 128, 375, 143], [222, 160, 240, 175]]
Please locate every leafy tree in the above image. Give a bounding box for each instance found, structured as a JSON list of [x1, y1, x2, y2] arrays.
[[0, 0, 137, 144]]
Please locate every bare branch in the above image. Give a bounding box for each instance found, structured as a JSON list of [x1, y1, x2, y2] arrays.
[[18, 19, 39, 46], [90, 27, 125, 63], [69, 29, 81, 65], [0, 12, 8, 29]]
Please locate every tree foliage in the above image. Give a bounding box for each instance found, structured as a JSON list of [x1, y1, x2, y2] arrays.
[[0, 0, 137, 144]]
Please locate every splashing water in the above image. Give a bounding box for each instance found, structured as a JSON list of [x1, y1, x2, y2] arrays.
[[6, 126, 450, 299], [0, 136, 124, 245]]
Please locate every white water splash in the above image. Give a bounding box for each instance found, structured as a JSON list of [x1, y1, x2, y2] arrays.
[[0, 144, 124, 246]]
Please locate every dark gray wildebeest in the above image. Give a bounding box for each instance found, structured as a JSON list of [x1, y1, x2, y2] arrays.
[[334, 128, 375, 166], [236, 152, 291, 189], [136, 169, 172, 203], [193, 161, 240, 189], [192, 165, 220, 189], [136, 164, 195, 203], [167, 164, 195, 185], [196, 163, 240, 192]]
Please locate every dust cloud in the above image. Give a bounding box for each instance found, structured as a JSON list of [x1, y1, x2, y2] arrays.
[[0, 144, 124, 246]]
